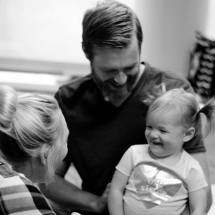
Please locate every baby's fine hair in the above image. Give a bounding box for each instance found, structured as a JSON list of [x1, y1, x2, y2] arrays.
[[148, 88, 215, 138], [0, 85, 61, 163]]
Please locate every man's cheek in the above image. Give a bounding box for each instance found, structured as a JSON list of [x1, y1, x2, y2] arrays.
[[127, 73, 139, 88]]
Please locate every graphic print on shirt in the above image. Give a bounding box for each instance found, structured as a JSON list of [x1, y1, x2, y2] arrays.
[[130, 161, 186, 209]]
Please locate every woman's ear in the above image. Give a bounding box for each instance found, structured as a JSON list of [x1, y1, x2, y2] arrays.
[[39, 144, 51, 166], [183, 127, 195, 142]]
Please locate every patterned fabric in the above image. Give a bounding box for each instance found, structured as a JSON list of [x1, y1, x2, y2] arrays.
[[188, 31, 215, 97], [0, 160, 55, 215]]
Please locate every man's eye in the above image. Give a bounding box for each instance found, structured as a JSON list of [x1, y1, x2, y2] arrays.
[[146, 126, 152, 130], [124, 67, 136, 74]]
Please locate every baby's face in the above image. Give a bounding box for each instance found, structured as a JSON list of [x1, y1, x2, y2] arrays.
[[145, 109, 186, 158]]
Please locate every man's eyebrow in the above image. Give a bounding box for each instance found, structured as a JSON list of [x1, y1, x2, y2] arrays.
[[100, 67, 118, 73], [98, 63, 138, 73], [104, 63, 137, 70], [124, 63, 137, 69]]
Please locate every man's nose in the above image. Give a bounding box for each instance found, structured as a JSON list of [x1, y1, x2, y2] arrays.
[[113, 72, 127, 85]]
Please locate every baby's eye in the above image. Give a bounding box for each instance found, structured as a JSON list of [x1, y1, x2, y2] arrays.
[[146, 125, 152, 130], [160, 129, 167, 133]]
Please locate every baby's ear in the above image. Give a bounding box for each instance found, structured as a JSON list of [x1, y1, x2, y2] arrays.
[[183, 127, 195, 142]]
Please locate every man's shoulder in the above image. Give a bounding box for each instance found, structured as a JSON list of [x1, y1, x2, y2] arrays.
[[144, 63, 192, 92], [58, 74, 92, 93], [56, 74, 93, 100]]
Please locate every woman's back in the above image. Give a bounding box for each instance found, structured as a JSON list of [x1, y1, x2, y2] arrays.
[[0, 158, 56, 215]]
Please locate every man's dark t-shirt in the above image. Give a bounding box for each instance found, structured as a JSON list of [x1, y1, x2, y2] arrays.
[[55, 63, 205, 197]]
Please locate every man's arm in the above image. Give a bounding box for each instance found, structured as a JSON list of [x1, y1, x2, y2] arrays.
[[39, 161, 107, 214]]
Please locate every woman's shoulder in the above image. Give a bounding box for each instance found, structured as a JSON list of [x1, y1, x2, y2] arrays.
[[0, 159, 17, 178], [0, 161, 56, 215]]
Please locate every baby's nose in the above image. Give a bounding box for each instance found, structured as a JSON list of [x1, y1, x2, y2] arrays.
[[150, 129, 160, 138]]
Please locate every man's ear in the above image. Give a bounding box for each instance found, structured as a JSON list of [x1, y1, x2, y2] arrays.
[[39, 144, 51, 166], [183, 127, 195, 142]]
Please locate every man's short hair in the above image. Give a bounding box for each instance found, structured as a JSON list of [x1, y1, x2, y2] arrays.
[[82, 0, 143, 60]]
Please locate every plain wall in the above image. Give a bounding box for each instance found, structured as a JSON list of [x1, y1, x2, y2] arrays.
[[0, 0, 211, 78], [135, 0, 209, 78]]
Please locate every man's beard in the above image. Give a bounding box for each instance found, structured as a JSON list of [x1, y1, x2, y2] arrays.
[[92, 70, 140, 106]]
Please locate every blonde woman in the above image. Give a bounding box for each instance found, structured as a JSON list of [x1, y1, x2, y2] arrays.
[[0, 85, 68, 214]]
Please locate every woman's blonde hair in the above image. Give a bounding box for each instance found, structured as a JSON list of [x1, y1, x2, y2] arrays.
[[0, 85, 61, 163]]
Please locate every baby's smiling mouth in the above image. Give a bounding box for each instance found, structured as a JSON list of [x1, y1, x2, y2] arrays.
[[150, 141, 163, 146]]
